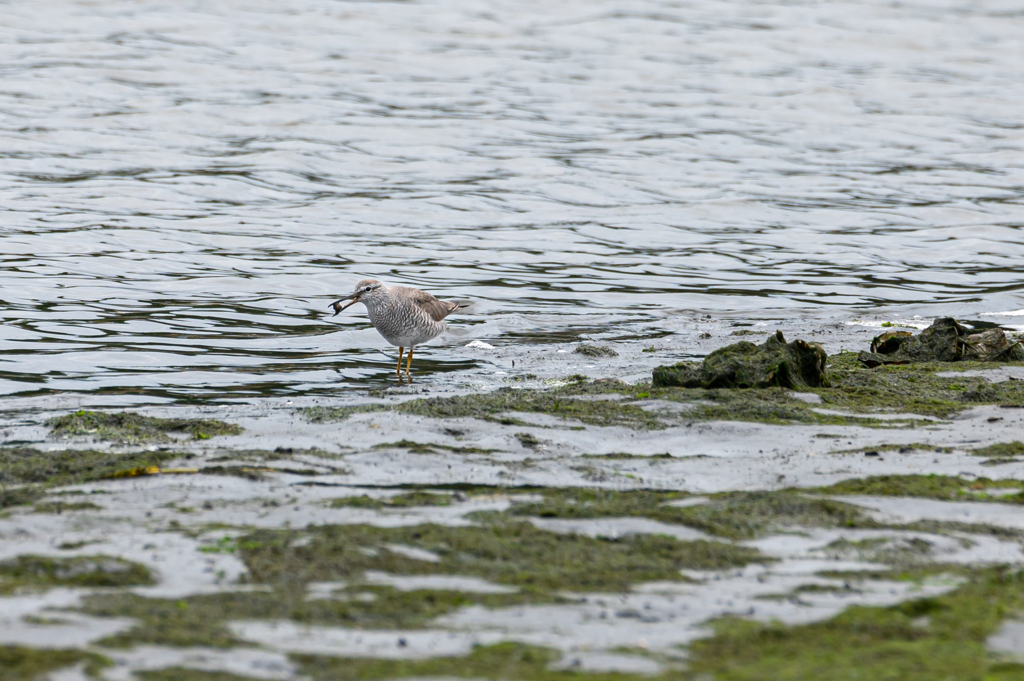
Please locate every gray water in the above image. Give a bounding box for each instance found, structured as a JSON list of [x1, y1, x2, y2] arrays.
[[2, 0, 1024, 402]]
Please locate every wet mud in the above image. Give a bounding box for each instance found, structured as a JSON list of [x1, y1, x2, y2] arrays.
[[3, 320, 1024, 679]]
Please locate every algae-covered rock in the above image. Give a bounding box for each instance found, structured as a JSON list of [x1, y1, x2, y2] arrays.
[[574, 343, 618, 357], [653, 331, 828, 389], [859, 317, 1024, 367]]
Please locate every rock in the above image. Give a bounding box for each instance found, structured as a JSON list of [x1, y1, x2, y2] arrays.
[[575, 344, 618, 358], [652, 330, 829, 389], [859, 318, 1024, 367]]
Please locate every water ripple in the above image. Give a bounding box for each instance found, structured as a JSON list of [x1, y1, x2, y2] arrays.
[[1, 0, 1023, 401]]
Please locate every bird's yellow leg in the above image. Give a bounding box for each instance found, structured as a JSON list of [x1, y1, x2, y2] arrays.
[[405, 347, 414, 376], [396, 347, 404, 376]]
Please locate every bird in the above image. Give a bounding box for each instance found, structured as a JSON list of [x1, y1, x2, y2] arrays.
[[329, 279, 461, 378]]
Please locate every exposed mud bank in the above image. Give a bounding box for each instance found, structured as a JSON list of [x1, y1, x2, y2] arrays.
[[2, 324, 1024, 679]]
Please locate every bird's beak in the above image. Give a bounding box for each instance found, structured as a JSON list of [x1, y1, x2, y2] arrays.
[[329, 293, 360, 316]]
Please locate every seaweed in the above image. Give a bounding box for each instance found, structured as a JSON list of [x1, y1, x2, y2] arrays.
[[494, 488, 872, 540], [330, 491, 456, 509], [0, 646, 108, 681], [0, 555, 154, 594], [819, 474, 1023, 502], [295, 642, 655, 681], [47, 410, 242, 444], [575, 344, 619, 358], [653, 331, 828, 389], [687, 567, 1024, 680], [859, 317, 1024, 367], [0, 446, 184, 509], [238, 521, 765, 593]]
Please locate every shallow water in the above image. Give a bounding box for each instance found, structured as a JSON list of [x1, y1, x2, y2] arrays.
[[2, 0, 1024, 402]]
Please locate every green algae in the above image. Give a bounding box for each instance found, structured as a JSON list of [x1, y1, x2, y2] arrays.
[[239, 521, 764, 593], [500, 488, 689, 519], [831, 443, 951, 455], [0, 555, 154, 594], [816, 358, 1023, 418], [137, 671, 262, 681], [331, 491, 456, 509], [860, 317, 1024, 367], [47, 410, 242, 444], [515, 432, 542, 448], [0, 646, 108, 681], [370, 439, 497, 455], [81, 585, 557, 648], [653, 331, 829, 389], [575, 343, 618, 357], [649, 492, 872, 540], [295, 642, 657, 681], [79, 592, 243, 648], [0, 446, 184, 509], [32, 500, 102, 513], [501, 488, 873, 540], [303, 384, 664, 430], [488, 480, 1024, 542], [686, 566, 1024, 681], [973, 441, 1024, 459], [208, 447, 347, 463], [818, 474, 1024, 502], [653, 352, 1024, 425], [303, 354, 1024, 431], [73, 512, 752, 647], [820, 536, 947, 569]]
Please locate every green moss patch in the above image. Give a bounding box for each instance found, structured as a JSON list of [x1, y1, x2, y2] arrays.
[[295, 641, 656, 681], [48, 410, 242, 444], [575, 344, 618, 358], [859, 317, 1024, 367], [973, 441, 1024, 459], [687, 567, 1024, 681], [82, 585, 549, 648], [304, 386, 664, 430], [0, 555, 154, 594], [0, 446, 184, 509], [239, 522, 765, 593], [32, 500, 102, 514], [812, 354, 1024, 418], [304, 353, 1024, 430], [655, 492, 874, 540], [500, 488, 689, 519], [331, 491, 456, 509], [137, 670, 262, 681], [79, 518, 761, 648], [653, 331, 829, 389], [0, 646, 108, 681], [819, 474, 1024, 503], [78, 592, 249, 648], [499, 488, 873, 540], [488, 480, 1024, 541], [370, 439, 497, 455]]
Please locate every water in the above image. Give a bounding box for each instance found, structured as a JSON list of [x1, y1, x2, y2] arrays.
[[2, 0, 1024, 402]]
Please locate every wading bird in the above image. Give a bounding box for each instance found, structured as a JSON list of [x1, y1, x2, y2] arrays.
[[330, 279, 460, 378]]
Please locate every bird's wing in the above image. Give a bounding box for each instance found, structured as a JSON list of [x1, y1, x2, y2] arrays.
[[395, 287, 461, 322]]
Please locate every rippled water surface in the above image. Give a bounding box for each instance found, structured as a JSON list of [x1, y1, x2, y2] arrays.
[[2, 0, 1024, 402]]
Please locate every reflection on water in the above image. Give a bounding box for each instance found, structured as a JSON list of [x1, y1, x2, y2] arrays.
[[1, 0, 1023, 402]]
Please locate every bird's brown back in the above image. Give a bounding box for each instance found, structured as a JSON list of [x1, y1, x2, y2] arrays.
[[392, 286, 461, 322]]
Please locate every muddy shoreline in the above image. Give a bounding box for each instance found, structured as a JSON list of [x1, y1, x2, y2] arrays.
[[3, 320, 1024, 679]]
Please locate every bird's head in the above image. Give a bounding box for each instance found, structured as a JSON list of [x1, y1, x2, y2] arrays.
[[329, 279, 384, 315]]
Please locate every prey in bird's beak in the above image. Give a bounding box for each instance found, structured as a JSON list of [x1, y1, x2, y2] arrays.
[[329, 293, 360, 316]]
